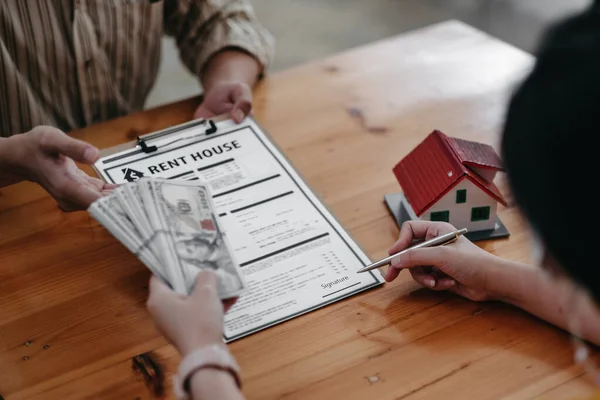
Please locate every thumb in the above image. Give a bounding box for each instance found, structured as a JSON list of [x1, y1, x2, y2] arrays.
[[39, 129, 99, 164], [75, 184, 105, 208], [148, 275, 176, 306], [393, 246, 453, 272], [194, 104, 214, 120], [191, 269, 220, 302], [230, 85, 252, 123]]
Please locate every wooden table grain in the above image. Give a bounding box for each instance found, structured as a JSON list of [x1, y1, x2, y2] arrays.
[[1, 20, 597, 400]]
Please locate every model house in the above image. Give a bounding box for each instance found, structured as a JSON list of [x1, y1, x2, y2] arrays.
[[392, 130, 508, 235]]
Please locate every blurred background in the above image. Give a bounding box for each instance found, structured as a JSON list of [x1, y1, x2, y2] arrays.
[[145, 0, 590, 108]]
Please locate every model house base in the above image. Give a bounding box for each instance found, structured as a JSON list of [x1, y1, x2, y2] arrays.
[[384, 193, 510, 241]]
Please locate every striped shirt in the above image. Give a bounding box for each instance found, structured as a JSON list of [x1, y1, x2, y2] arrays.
[[0, 0, 274, 137]]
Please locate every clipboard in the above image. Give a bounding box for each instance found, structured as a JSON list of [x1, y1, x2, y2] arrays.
[[90, 114, 384, 342], [92, 114, 231, 180]]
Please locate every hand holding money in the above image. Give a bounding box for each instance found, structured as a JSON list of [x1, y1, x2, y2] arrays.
[[147, 270, 236, 355], [88, 177, 245, 299]]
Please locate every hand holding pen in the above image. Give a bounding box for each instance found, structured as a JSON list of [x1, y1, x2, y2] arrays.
[[371, 221, 502, 302], [357, 228, 468, 273]]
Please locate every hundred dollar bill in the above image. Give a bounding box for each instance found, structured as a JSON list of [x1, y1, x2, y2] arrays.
[[139, 178, 187, 293], [142, 178, 244, 298], [88, 196, 169, 283], [114, 184, 153, 240]]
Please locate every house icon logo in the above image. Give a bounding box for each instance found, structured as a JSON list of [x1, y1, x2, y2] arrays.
[[122, 168, 145, 182]]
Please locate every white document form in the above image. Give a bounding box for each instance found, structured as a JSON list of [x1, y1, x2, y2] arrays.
[[94, 118, 384, 341]]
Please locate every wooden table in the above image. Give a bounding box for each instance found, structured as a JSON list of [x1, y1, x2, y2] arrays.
[[0, 20, 596, 400]]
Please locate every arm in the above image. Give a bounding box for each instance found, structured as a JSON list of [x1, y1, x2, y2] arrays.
[[388, 220, 600, 346], [163, 0, 274, 122], [147, 271, 245, 400], [201, 50, 261, 93], [0, 136, 25, 187], [0, 126, 115, 211], [195, 49, 261, 122], [189, 369, 244, 400], [490, 261, 600, 346], [164, 0, 274, 87]]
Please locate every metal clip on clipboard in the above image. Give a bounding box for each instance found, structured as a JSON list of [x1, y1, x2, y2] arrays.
[[136, 118, 218, 154], [92, 115, 232, 180]]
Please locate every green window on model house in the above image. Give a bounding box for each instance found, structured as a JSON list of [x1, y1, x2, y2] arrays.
[[471, 206, 490, 221], [456, 189, 467, 204], [430, 210, 449, 222]]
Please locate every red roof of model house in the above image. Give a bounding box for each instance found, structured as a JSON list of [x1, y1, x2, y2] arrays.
[[393, 130, 507, 216]]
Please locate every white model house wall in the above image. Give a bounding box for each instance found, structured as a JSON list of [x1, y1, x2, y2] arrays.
[[421, 178, 497, 231]]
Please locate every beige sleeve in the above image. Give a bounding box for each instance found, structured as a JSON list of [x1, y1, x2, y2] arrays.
[[164, 0, 275, 78]]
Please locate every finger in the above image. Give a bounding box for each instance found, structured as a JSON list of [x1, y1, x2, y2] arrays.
[[147, 275, 175, 311], [435, 277, 457, 290], [231, 100, 251, 123], [83, 175, 107, 191], [411, 269, 455, 291], [39, 129, 99, 164], [103, 183, 120, 190], [100, 186, 118, 197], [388, 220, 435, 255], [230, 85, 252, 123], [192, 270, 224, 315], [384, 266, 401, 282], [393, 246, 452, 272], [191, 269, 219, 301], [410, 268, 436, 288], [389, 221, 456, 255], [100, 183, 120, 197], [98, 182, 121, 197], [149, 275, 173, 297], [194, 105, 214, 120], [65, 184, 102, 210], [52, 177, 102, 211]]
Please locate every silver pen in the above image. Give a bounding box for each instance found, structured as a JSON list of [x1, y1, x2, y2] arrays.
[[357, 228, 468, 273]]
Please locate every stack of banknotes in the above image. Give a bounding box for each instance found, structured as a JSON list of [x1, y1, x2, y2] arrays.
[[88, 177, 245, 299]]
